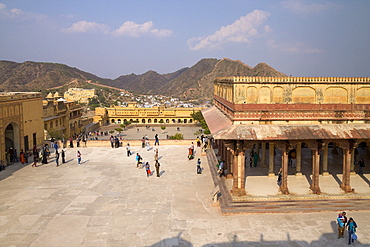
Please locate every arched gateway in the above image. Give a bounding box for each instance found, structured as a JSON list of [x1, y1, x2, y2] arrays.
[[4, 122, 20, 153]]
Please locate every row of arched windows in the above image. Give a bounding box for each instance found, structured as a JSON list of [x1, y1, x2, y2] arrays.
[[110, 118, 193, 124]]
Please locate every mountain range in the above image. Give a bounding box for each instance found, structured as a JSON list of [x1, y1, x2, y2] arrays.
[[0, 58, 287, 101]]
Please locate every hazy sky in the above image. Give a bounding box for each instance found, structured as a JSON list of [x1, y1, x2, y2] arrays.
[[0, 0, 369, 79]]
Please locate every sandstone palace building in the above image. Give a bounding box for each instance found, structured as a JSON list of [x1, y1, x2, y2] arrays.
[[0, 92, 44, 163], [94, 102, 203, 126], [203, 76, 370, 196], [43, 92, 84, 139]]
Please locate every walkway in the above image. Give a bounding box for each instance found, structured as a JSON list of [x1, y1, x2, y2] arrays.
[[0, 145, 369, 246]]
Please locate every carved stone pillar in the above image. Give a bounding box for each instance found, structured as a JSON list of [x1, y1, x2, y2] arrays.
[[308, 141, 321, 194], [296, 142, 302, 176], [261, 142, 266, 168], [220, 140, 225, 160], [276, 142, 289, 194], [229, 140, 247, 196], [350, 142, 358, 174], [268, 142, 275, 177], [322, 142, 329, 176], [339, 141, 353, 193], [226, 147, 233, 179]]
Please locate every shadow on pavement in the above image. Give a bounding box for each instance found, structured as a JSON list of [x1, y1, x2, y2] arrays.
[[148, 220, 365, 246]]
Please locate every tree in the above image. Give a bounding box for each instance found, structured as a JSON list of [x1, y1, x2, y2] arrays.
[[169, 133, 184, 139], [161, 126, 166, 133], [191, 111, 210, 134], [47, 129, 63, 140], [123, 120, 131, 126], [115, 128, 123, 132]]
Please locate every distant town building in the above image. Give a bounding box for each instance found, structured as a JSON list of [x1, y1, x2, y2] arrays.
[[63, 88, 96, 104], [0, 92, 44, 163], [94, 102, 204, 126]]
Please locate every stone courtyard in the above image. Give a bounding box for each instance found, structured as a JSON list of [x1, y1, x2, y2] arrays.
[[1, 141, 370, 246]]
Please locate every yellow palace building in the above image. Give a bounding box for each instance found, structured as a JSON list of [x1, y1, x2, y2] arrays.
[[0, 92, 44, 163], [94, 102, 204, 126]]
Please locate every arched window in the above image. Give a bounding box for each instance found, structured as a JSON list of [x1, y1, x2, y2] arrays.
[[172, 119, 175, 123], [148, 119, 152, 123], [166, 119, 169, 123], [184, 119, 187, 123], [189, 119, 193, 123], [154, 119, 157, 123], [111, 119, 115, 123], [50, 122, 53, 129], [142, 119, 146, 123]]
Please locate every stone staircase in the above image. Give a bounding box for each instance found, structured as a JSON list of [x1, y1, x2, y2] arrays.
[[206, 149, 370, 215]]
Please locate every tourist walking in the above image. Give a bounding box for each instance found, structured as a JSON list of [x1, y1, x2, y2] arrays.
[[126, 143, 131, 157], [190, 142, 195, 155], [41, 145, 48, 164], [357, 158, 365, 175], [145, 162, 151, 177], [32, 150, 38, 167], [141, 137, 145, 148], [155, 160, 160, 177], [13, 149, 19, 163], [146, 139, 150, 151], [55, 151, 60, 166], [196, 137, 201, 147], [218, 160, 224, 177], [253, 151, 259, 167], [61, 150, 66, 163], [154, 148, 159, 162], [346, 217, 357, 245], [77, 151, 81, 165], [110, 136, 114, 148], [337, 213, 345, 239], [20, 149, 26, 164], [53, 141, 59, 153], [76, 137, 80, 148], [277, 168, 283, 191], [154, 134, 159, 146], [188, 147, 194, 160], [197, 158, 202, 174], [136, 153, 142, 168], [69, 137, 74, 148], [82, 136, 87, 147]]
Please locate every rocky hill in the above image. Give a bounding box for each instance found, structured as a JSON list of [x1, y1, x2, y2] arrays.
[[0, 58, 286, 101]]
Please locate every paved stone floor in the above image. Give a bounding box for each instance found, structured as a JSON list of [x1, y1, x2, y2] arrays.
[[1, 145, 370, 247]]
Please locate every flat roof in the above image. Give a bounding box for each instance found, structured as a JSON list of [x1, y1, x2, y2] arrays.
[[203, 106, 370, 141]]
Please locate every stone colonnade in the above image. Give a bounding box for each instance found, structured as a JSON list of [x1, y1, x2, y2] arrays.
[[215, 139, 363, 196]]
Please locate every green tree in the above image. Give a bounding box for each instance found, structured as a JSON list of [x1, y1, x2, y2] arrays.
[[191, 111, 210, 134], [123, 120, 131, 126], [169, 133, 184, 140], [115, 128, 123, 132], [47, 129, 63, 140]]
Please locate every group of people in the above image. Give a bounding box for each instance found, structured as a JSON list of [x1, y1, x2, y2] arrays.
[[337, 212, 359, 245], [110, 135, 121, 148], [134, 148, 161, 177], [141, 135, 152, 151]]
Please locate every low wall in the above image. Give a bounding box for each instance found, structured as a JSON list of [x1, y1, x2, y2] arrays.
[[58, 139, 193, 148]]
